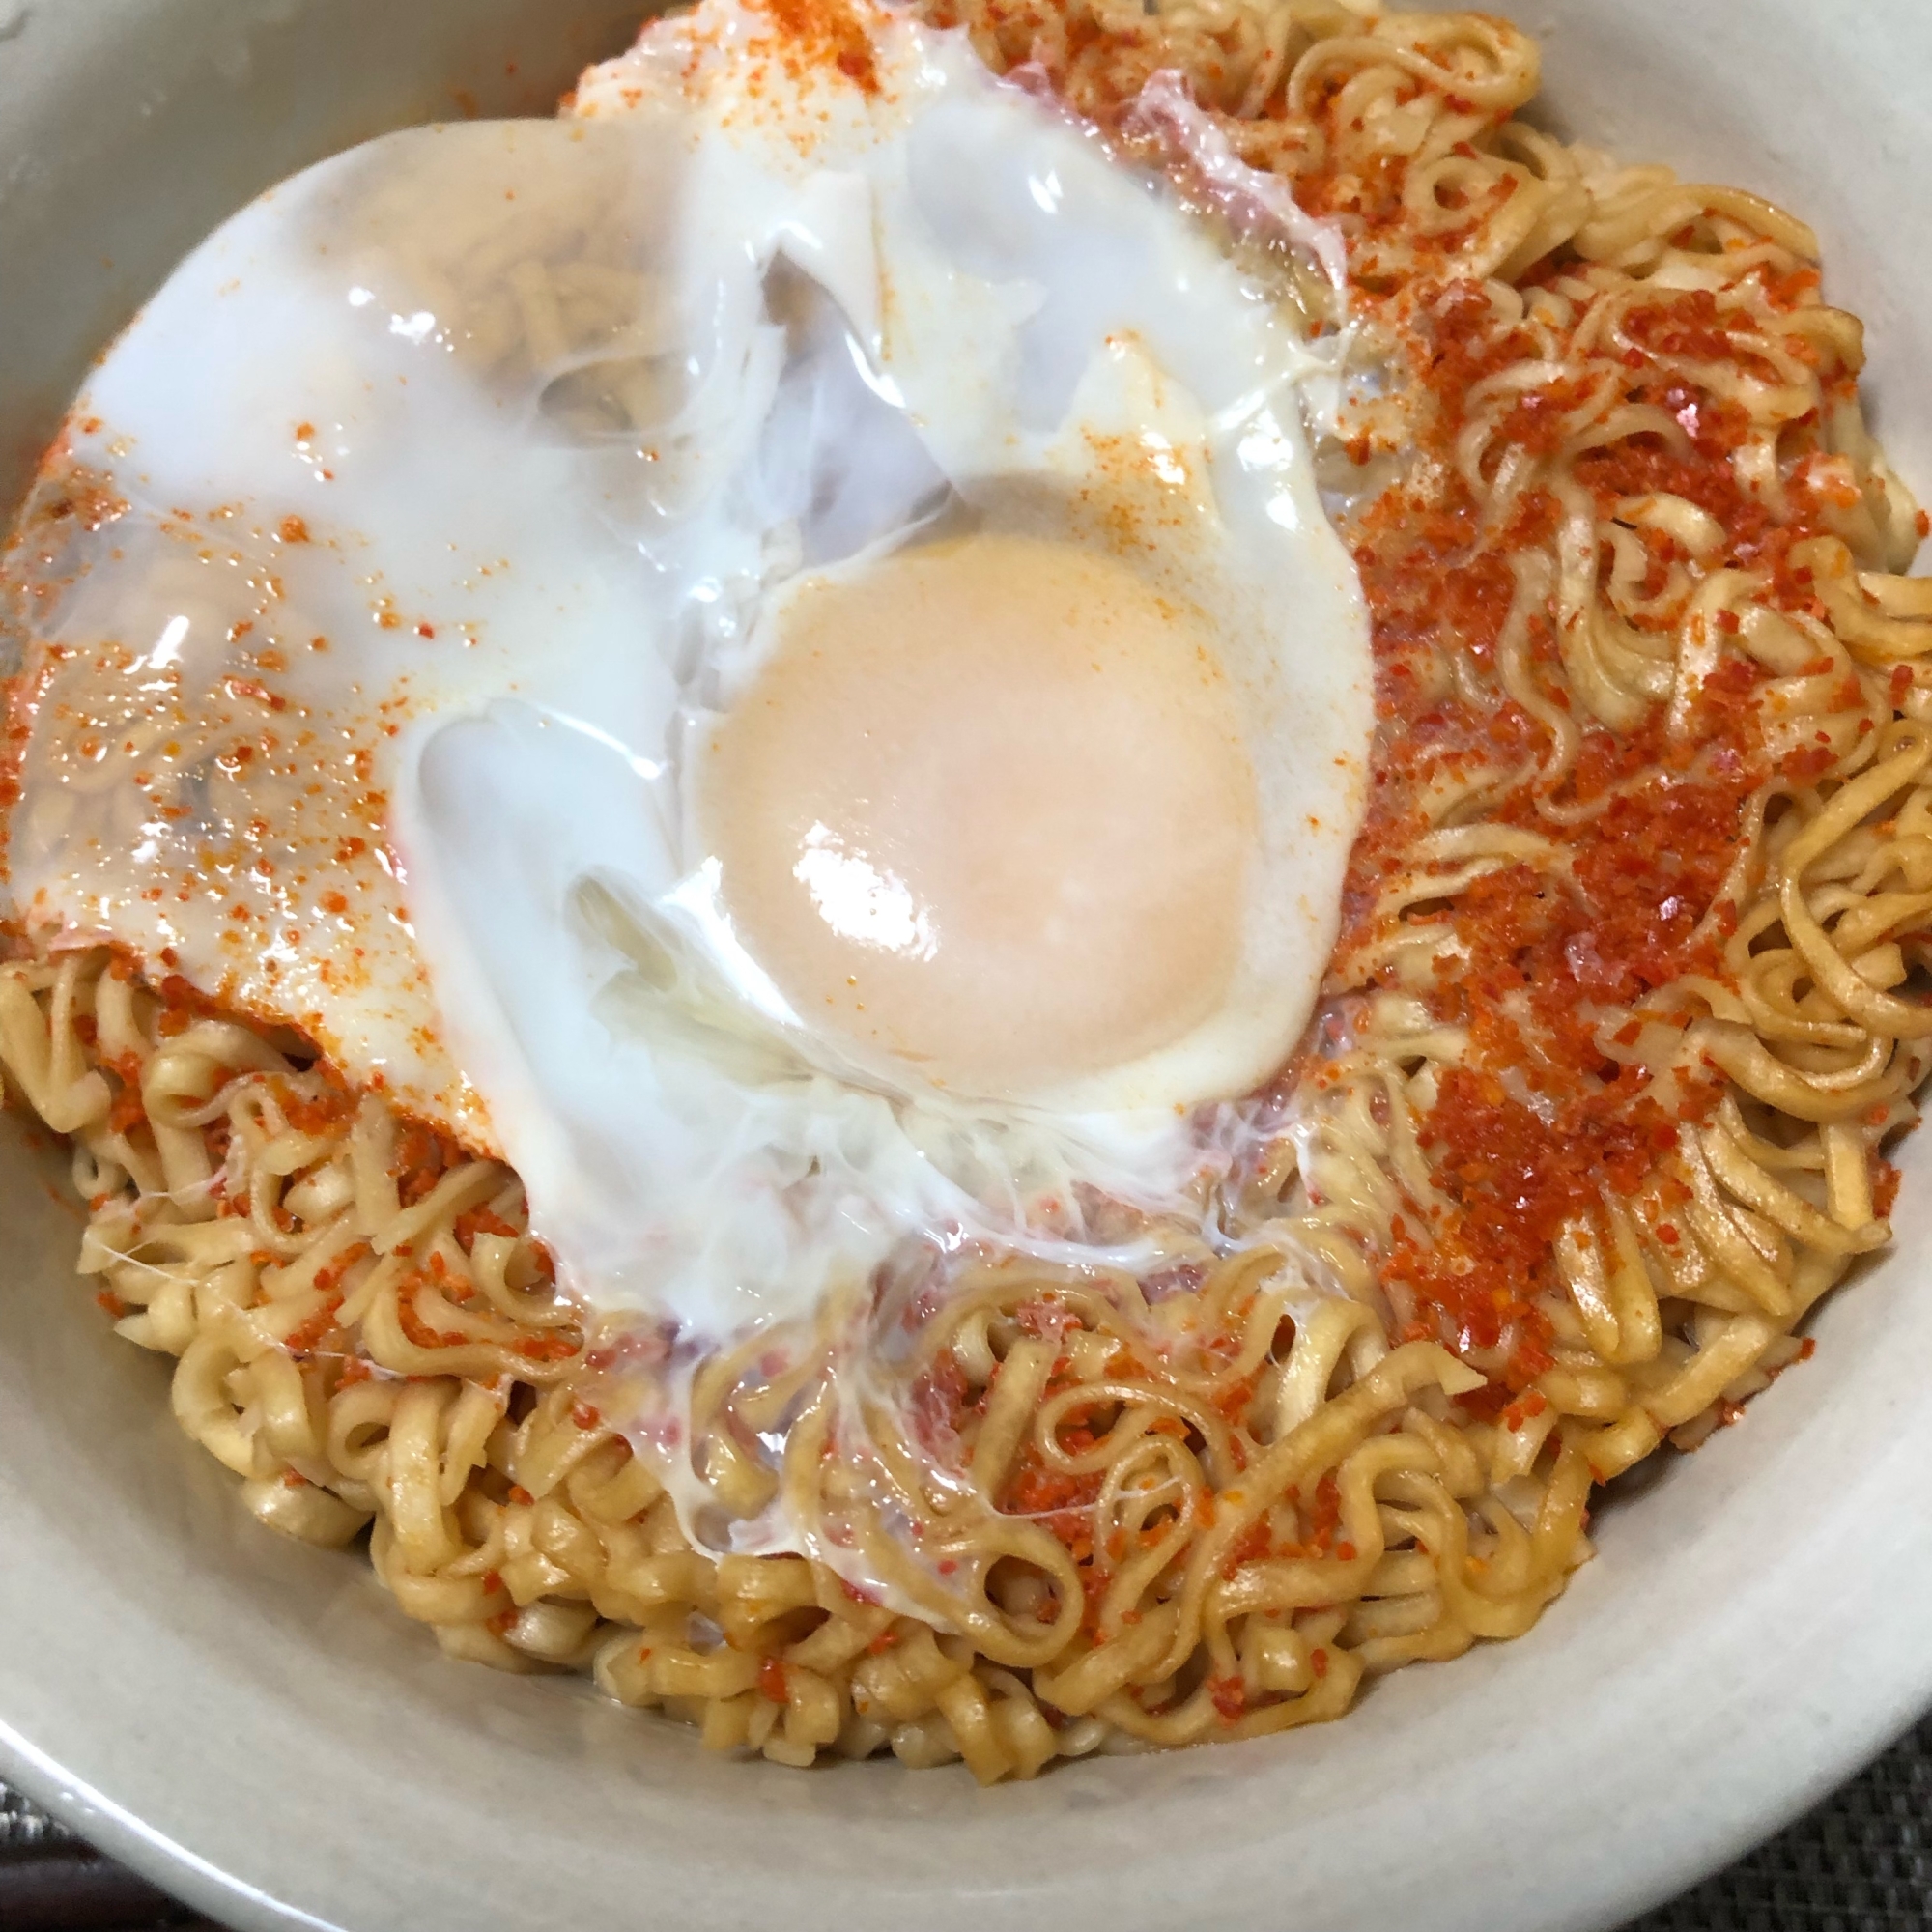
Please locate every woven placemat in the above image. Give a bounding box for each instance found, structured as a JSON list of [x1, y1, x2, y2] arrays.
[[5, 1719, 1930, 1930]]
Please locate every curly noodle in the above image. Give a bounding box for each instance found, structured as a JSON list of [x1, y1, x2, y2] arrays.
[[3, 0, 1929, 1781]]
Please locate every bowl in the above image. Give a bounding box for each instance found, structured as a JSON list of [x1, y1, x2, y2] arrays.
[[3, 4, 1931, 1929]]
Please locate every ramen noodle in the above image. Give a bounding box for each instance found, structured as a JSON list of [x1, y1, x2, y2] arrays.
[[4, 0, 1931, 1782]]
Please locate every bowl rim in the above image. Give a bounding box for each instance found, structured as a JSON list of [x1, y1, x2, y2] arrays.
[[5, 0, 1932, 1928], [5, 1551, 1931, 1932]]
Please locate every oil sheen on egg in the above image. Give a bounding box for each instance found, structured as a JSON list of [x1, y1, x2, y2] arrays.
[[1, 0, 1372, 1408]]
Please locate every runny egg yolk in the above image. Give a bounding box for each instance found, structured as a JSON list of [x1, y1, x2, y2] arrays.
[[700, 531, 1260, 1098]]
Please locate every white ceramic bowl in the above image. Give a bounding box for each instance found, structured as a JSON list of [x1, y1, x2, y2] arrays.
[[3, 5, 1930, 1929]]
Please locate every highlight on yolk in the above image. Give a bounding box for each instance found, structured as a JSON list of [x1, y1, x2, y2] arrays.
[[699, 531, 1259, 1098]]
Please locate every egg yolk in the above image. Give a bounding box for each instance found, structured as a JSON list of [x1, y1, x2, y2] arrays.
[[700, 531, 1259, 1098]]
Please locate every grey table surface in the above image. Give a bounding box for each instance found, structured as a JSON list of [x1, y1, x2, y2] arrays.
[[3, 1715, 1930, 1931]]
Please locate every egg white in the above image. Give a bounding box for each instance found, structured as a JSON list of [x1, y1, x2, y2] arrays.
[[3, 0, 1371, 1355]]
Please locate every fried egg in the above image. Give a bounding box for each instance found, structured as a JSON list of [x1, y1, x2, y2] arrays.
[[2, 0, 1371, 1347]]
